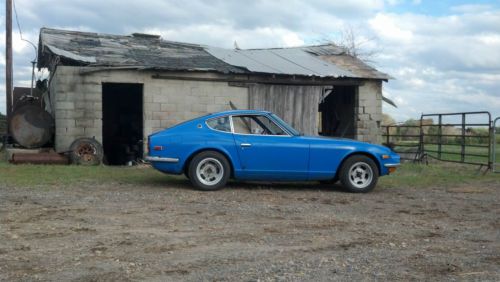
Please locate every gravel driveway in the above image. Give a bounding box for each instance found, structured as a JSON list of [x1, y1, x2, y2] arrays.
[[1, 179, 499, 281]]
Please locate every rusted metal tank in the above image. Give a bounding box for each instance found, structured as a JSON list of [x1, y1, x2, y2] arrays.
[[9, 104, 54, 148]]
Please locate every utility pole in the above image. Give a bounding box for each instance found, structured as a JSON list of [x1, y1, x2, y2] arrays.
[[5, 0, 13, 135]]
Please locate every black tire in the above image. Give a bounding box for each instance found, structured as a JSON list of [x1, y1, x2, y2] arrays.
[[188, 151, 230, 191], [339, 155, 379, 193], [69, 138, 103, 165]]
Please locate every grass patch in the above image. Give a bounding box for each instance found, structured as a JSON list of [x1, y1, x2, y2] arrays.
[[0, 157, 499, 189], [394, 142, 500, 165], [0, 161, 183, 188], [423, 144, 493, 164], [379, 162, 500, 189]]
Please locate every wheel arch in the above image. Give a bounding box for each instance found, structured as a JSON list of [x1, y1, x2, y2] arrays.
[[335, 151, 381, 179], [183, 148, 235, 178]]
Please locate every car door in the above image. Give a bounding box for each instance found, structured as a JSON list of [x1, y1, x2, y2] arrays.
[[231, 114, 309, 180]]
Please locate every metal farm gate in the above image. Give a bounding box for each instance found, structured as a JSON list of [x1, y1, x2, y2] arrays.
[[382, 123, 424, 162], [494, 117, 500, 173], [383, 111, 495, 171], [420, 112, 492, 170]]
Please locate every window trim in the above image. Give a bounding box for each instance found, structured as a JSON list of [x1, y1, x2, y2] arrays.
[[229, 114, 292, 137], [205, 116, 232, 134]]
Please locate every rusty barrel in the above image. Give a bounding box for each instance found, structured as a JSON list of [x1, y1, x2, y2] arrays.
[[9, 104, 54, 148]]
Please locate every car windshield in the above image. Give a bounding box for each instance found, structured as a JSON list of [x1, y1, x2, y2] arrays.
[[270, 113, 301, 136]]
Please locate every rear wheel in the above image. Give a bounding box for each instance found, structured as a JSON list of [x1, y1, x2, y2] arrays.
[[339, 155, 379, 193], [188, 151, 230, 191]]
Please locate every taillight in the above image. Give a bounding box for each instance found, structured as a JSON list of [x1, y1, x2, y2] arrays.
[[153, 146, 163, 151], [147, 137, 150, 154]]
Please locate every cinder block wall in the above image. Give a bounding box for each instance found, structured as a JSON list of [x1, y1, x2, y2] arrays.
[[50, 66, 249, 153], [50, 66, 384, 153], [356, 80, 383, 144]]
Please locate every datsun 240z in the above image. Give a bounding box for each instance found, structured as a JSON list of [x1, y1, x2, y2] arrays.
[[146, 110, 400, 192]]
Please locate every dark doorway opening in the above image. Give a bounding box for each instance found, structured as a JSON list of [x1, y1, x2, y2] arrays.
[[318, 86, 356, 139], [102, 83, 143, 165]]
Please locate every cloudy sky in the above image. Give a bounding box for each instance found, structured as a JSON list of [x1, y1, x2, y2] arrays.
[[1, 0, 500, 122]]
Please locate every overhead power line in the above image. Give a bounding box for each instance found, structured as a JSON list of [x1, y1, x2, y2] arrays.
[[12, 0, 37, 60]]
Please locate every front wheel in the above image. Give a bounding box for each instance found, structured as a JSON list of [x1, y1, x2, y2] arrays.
[[339, 155, 379, 193], [188, 151, 230, 191]]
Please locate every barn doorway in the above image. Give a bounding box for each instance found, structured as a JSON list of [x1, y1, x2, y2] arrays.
[[318, 86, 356, 139], [102, 83, 143, 165]]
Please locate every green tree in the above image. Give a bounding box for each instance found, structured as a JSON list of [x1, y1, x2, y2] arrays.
[[0, 113, 6, 134], [382, 113, 396, 126]]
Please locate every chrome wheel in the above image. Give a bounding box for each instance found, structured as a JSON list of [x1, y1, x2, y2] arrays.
[[348, 162, 374, 189], [195, 157, 224, 186]]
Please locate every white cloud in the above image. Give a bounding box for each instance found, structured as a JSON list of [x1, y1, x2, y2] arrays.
[[477, 33, 500, 44], [145, 25, 305, 48], [385, 0, 402, 6], [365, 7, 500, 121], [0, 0, 499, 122], [450, 4, 493, 14], [369, 13, 414, 43]]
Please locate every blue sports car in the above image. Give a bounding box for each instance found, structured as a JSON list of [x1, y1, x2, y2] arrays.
[[146, 110, 400, 192]]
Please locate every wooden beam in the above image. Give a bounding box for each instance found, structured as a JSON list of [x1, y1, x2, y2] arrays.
[[152, 74, 363, 86]]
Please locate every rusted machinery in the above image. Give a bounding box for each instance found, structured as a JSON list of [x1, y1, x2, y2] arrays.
[[4, 90, 103, 165]]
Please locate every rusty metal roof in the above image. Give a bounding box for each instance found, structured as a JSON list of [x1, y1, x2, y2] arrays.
[[37, 28, 245, 74], [38, 28, 390, 80]]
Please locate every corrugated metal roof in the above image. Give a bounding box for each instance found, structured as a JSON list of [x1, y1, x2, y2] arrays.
[[38, 28, 390, 80], [205, 46, 356, 78]]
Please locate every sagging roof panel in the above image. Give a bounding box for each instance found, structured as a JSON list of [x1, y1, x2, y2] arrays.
[[37, 27, 390, 80], [38, 28, 245, 74]]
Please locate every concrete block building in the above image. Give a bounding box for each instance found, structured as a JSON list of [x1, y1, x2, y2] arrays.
[[37, 28, 390, 165]]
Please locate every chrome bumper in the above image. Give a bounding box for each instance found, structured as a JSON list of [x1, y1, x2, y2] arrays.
[[145, 156, 179, 163], [384, 163, 400, 168]]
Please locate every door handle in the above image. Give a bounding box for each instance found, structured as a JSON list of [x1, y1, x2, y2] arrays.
[[240, 143, 252, 147]]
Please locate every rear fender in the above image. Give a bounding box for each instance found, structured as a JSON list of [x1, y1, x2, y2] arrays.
[[183, 146, 239, 178]]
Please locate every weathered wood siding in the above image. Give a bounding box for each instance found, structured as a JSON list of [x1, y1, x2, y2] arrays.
[[249, 84, 322, 136]]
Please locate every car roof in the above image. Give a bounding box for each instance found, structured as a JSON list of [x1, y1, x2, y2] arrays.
[[205, 109, 271, 119]]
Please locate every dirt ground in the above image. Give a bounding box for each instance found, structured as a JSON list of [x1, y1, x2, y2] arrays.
[[1, 178, 499, 281]]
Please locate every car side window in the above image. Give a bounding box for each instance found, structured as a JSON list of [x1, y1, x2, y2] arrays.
[[254, 115, 287, 135], [206, 116, 231, 132], [232, 116, 259, 134], [232, 115, 288, 136]]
